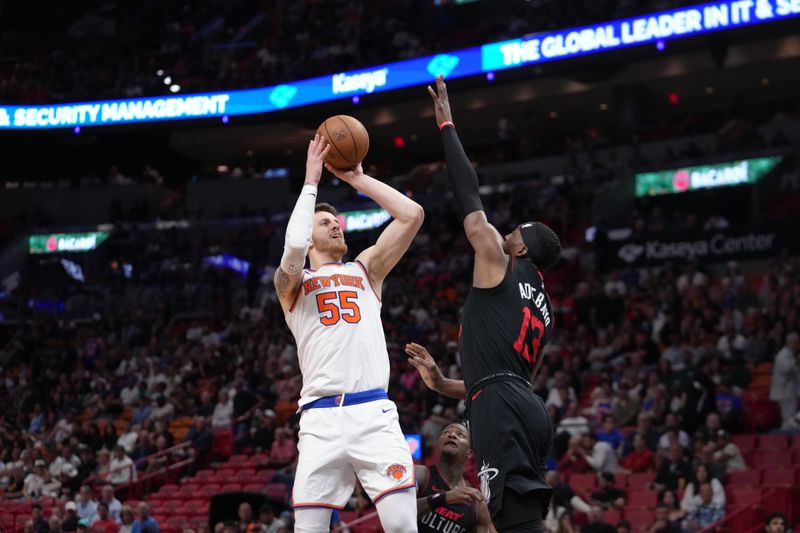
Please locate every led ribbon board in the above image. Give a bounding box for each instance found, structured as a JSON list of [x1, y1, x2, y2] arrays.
[[2, 0, 798, 129], [635, 156, 782, 197], [29, 232, 110, 254], [337, 208, 392, 233]]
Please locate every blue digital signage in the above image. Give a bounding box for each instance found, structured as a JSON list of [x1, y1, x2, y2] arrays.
[[1, 0, 797, 130]]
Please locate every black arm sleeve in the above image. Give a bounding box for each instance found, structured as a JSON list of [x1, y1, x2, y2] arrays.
[[442, 125, 484, 219]]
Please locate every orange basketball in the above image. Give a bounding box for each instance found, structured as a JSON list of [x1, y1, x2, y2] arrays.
[[316, 115, 369, 170]]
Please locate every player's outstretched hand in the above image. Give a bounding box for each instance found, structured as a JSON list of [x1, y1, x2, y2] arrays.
[[445, 486, 484, 507], [427, 74, 453, 127], [324, 162, 364, 185], [306, 134, 330, 186], [405, 342, 444, 391]]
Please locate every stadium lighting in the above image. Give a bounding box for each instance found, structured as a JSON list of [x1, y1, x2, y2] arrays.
[[599, 103, 609, 111], [486, 71, 495, 81], [656, 40, 666, 51], [156, 69, 164, 77], [170, 84, 181, 93], [352, 95, 360, 104], [73, 126, 80, 134], [163, 76, 172, 85]]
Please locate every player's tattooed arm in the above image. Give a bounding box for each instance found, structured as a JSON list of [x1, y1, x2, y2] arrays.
[[405, 343, 466, 399], [274, 267, 302, 313]]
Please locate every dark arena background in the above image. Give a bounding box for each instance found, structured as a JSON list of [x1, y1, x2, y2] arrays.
[[1, 1, 800, 532]]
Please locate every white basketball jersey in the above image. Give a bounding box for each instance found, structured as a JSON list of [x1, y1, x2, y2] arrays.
[[285, 261, 389, 407]]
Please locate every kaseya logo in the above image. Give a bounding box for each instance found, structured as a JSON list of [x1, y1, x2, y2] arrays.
[[269, 85, 298, 109], [618, 243, 645, 264], [385, 463, 407, 481], [672, 170, 690, 192], [427, 54, 460, 78]]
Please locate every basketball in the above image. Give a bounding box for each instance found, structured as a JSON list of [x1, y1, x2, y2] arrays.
[[316, 115, 369, 170]]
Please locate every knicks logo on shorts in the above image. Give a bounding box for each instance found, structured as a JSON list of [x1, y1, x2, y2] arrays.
[[385, 463, 407, 481]]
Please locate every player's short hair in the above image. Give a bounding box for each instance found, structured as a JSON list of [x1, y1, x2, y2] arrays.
[[315, 203, 338, 216], [519, 222, 561, 270]]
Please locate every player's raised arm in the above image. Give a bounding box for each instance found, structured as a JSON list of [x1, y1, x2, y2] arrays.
[[274, 135, 330, 313], [428, 74, 507, 289], [326, 163, 424, 296]]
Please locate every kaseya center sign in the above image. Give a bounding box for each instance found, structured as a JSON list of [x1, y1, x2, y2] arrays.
[[635, 156, 781, 197]]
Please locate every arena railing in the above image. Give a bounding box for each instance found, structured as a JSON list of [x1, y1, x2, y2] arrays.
[[696, 488, 777, 533]]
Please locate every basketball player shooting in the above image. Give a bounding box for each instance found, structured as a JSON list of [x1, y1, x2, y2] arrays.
[[421, 75, 562, 532], [274, 134, 424, 533]]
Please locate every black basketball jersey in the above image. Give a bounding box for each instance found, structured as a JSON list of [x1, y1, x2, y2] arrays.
[[418, 466, 477, 533], [459, 256, 554, 390]]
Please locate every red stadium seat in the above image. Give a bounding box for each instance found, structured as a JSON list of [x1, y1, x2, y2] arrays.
[[257, 469, 277, 481], [249, 453, 269, 466], [195, 469, 215, 479], [182, 500, 208, 515], [201, 484, 221, 498], [227, 454, 249, 465], [569, 473, 597, 491], [730, 487, 761, 506], [243, 483, 264, 493], [602, 509, 621, 525], [628, 472, 656, 489], [625, 509, 654, 531], [215, 468, 236, 479], [762, 468, 797, 486], [731, 435, 756, 452], [235, 467, 256, 477], [221, 483, 242, 493], [793, 449, 800, 466], [727, 470, 760, 486], [178, 484, 197, 496], [165, 516, 188, 529], [159, 484, 180, 495], [163, 499, 183, 510], [265, 483, 288, 501], [757, 452, 791, 469], [189, 517, 208, 528], [614, 473, 629, 488], [758, 434, 788, 450], [0, 515, 14, 529], [628, 490, 658, 508]]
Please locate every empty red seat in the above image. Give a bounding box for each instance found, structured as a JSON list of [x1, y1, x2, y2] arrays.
[[243, 483, 264, 493], [165, 516, 188, 529], [730, 487, 760, 506], [628, 472, 655, 489], [159, 484, 179, 495], [0, 515, 14, 529], [762, 468, 797, 486], [757, 452, 791, 469], [731, 435, 756, 451], [195, 469, 215, 479], [602, 509, 621, 526], [614, 473, 628, 488], [182, 500, 208, 514], [569, 473, 597, 491], [793, 449, 800, 466], [242, 474, 266, 485], [257, 469, 277, 481], [625, 509, 654, 530], [201, 484, 221, 498], [265, 483, 288, 501], [215, 468, 236, 479], [228, 454, 249, 465], [178, 484, 197, 495], [249, 453, 269, 466], [221, 483, 242, 493], [235, 467, 256, 477], [758, 434, 788, 450], [628, 490, 658, 508], [163, 499, 183, 510], [727, 470, 760, 486]]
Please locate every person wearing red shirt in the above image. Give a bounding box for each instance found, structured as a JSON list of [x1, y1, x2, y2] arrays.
[[91, 502, 119, 533], [557, 435, 591, 474], [268, 428, 298, 468], [620, 433, 656, 474]]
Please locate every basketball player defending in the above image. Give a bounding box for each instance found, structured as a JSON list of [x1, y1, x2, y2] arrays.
[[423, 75, 562, 532], [415, 423, 493, 533], [275, 135, 424, 533]]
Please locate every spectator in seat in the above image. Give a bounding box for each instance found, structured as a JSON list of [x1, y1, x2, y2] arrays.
[[24, 459, 47, 499], [620, 433, 656, 474], [682, 483, 724, 531], [558, 401, 591, 437], [764, 513, 788, 533], [99, 484, 121, 522], [610, 382, 640, 427], [711, 430, 746, 473], [257, 505, 287, 533], [211, 390, 233, 428], [658, 414, 690, 451], [116, 424, 138, 454], [580, 432, 619, 474], [544, 470, 592, 519], [26, 503, 50, 533], [770, 332, 799, 428], [624, 412, 659, 454], [118, 507, 135, 533], [268, 428, 298, 469], [62, 502, 80, 532], [50, 446, 81, 479], [236, 503, 254, 533], [659, 491, 686, 523], [681, 464, 725, 514], [653, 444, 691, 492], [108, 446, 135, 486], [647, 504, 681, 533], [590, 472, 626, 509], [185, 416, 212, 473], [251, 410, 276, 453], [41, 467, 61, 498], [131, 503, 158, 533], [714, 381, 743, 432], [76, 485, 98, 522], [581, 506, 615, 533], [557, 435, 591, 475], [615, 519, 631, 533], [596, 415, 624, 453], [92, 502, 120, 533]]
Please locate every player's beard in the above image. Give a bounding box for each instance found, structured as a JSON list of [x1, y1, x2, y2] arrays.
[[319, 237, 348, 260]]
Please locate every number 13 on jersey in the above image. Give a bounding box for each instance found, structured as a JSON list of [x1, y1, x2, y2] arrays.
[[315, 291, 362, 326], [513, 306, 544, 364]]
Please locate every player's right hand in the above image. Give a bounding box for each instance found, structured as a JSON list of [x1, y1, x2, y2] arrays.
[[427, 74, 453, 127], [305, 134, 330, 186], [445, 486, 484, 507], [405, 342, 444, 391]]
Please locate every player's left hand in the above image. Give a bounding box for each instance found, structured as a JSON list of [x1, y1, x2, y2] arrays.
[[324, 162, 364, 184], [427, 74, 453, 127]]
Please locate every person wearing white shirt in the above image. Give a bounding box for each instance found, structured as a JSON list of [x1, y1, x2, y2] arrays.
[[680, 463, 725, 514], [580, 432, 619, 474], [23, 461, 47, 498], [116, 424, 139, 454], [108, 446, 136, 486], [557, 402, 591, 437], [120, 382, 139, 406], [713, 431, 746, 472], [100, 484, 122, 522], [211, 390, 234, 428], [76, 485, 98, 521], [770, 333, 799, 428], [49, 447, 81, 478]]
